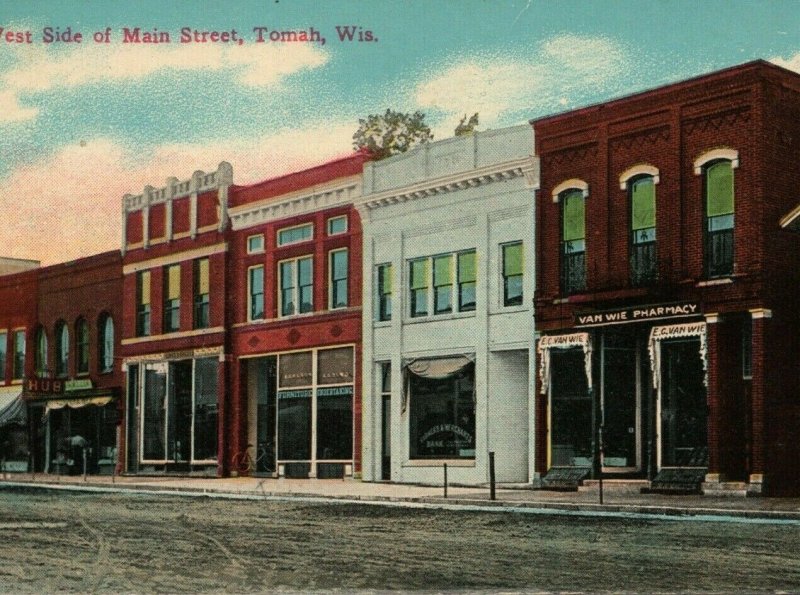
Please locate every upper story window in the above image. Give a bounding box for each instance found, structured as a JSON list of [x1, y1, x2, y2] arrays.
[[136, 270, 151, 337], [558, 186, 587, 294], [248, 265, 265, 321], [502, 242, 523, 307], [629, 175, 657, 285], [0, 331, 6, 382], [409, 250, 476, 318], [329, 249, 348, 309], [327, 215, 348, 235], [375, 263, 392, 322], [247, 234, 264, 254], [12, 330, 25, 381], [35, 326, 48, 377], [163, 265, 181, 333], [279, 256, 313, 317], [75, 318, 89, 375], [194, 258, 210, 329], [98, 314, 114, 374], [704, 160, 735, 277], [55, 321, 69, 378], [277, 223, 313, 247]]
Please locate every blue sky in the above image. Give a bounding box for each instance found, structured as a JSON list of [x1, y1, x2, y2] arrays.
[[1, 0, 799, 263]]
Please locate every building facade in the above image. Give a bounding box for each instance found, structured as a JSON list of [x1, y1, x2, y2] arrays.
[[358, 126, 538, 485], [23, 251, 123, 475], [120, 163, 233, 475], [227, 153, 369, 479], [532, 61, 800, 495]]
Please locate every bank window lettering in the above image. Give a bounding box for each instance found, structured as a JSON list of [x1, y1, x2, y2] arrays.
[[277, 223, 313, 246]]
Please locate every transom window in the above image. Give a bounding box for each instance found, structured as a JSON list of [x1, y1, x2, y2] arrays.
[[630, 175, 657, 285], [247, 234, 264, 254], [327, 216, 348, 235], [409, 250, 476, 318], [560, 189, 586, 294], [280, 256, 313, 317], [277, 223, 313, 246], [704, 160, 734, 277]]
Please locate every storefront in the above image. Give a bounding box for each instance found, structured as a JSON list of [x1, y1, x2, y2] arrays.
[[538, 304, 709, 489], [125, 352, 221, 474], [24, 378, 120, 475], [242, 345, 355, 479], [0, 386, 28, 472]]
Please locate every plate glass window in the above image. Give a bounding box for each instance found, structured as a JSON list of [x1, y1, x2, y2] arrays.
[[630, 176, 657, 285], [327, 216, 347, 235], [163, 264, 181, 333], [329, 249, 348, 309], [705, 160, 734, 277], [502, 242, 523, 306], [277, 223, 313, 247], [248, 265, 264, 321]]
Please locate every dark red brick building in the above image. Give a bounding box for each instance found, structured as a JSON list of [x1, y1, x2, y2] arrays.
[[226, 152, 369, 478], [532, 60, 800, 495], [23, 251, 124, 475], [120, 163, 233, 475]]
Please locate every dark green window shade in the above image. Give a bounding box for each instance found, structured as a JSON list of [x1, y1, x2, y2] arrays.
[[503, 243, 523, 276], [433, 255, 452, 286], [562, 190, 585, 241], [631, 177, 656, 231], [706, 161, 734, 217], [410, 260, 428, 290], [458, 252, 476, 283]]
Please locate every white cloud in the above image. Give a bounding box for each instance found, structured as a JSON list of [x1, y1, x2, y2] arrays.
[[0, 41, 328, 123], [414, 34, 627, 130], [0, 122, 355, 264], [771, 52, 800, 73], [0, 90, 39, 122]]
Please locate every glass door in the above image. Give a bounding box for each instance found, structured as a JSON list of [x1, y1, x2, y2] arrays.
[[659, 339, 708, 468], [601, 334, 639, 472]]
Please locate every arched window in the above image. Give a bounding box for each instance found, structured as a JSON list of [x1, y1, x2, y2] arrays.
[[35, 327, 48, 377], [98, 314, 114, 374], [75, 318, 89, 375], [629, 175, 657, 285], [704, 160, 735, 277], [55, 321, 69, 377], [559, 187, 587, 293]]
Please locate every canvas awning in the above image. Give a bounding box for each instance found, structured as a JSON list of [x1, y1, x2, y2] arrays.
[[402, 355, 476, 412], [44, 396, 113, 414], [0, 386, 25, 427]]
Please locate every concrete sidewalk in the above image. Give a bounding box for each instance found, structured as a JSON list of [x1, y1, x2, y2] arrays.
[[3, 472, 800, 521]]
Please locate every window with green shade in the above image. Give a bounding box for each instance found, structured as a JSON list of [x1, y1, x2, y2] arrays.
[[562, 190, 585, 243], [502, 242, 523, 307], [630, 175, 657, 285], [136, 270, 151, 337], [433, 255, 453, 314], [560, 188, 586, 294], [457, 250, 476, 312], [376, 263, 392, 322], [409, 258, 428, 318], [704, 160, 734, 277]]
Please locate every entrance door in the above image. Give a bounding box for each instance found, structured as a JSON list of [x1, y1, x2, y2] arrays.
[[601, 335, 639, 472], [659, 339, 707, 468], [381, 395, 391, 480], [168, 361, 193, 465], [255, 356, 277, 474], [549, 349, 592, 468]]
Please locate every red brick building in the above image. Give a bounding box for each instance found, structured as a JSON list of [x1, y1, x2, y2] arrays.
[[120, 163, 233, 475], [0, 261, 39, 471], [23, 251, 123, 475], [226, 152, 369, 478], [532, 60, 800, 495]]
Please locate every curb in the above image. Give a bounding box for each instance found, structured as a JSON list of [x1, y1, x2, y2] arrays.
[[3, 479, 800, 524]]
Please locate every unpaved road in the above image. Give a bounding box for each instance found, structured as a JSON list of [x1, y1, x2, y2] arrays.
[[0, 489, 799, 593]]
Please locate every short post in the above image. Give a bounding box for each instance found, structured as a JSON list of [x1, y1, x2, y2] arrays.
[[443, 463, 448, 499], [598, 425, 604, 505], [489, 451, 496, 501], [82, 448, 88, 482]]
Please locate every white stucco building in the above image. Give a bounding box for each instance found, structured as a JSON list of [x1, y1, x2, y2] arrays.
[[357, 125, 538, 485]]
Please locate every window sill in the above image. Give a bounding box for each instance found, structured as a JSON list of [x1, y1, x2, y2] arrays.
[[404, 311, 476, 325], [695, 277, 734, 287], [373, 320, 392, 328], [490, 304, 529, 315], [403, 459, 476, 468]]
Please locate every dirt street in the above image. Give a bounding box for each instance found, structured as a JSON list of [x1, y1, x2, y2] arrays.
[[0, 489, 798, 592]]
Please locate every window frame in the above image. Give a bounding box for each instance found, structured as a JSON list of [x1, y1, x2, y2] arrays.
[[277, 222, 314, 247], [193, 258, 210, 329], [34, 326, 48, 377], [558, 187, 587, 295], [628, 174, 657, 286], [246, 234, 264, 254], [75, 318, 89, 375], [12, 329, 25, 381], [408, 250, 477, 318], [328, 248, 349, 310], [98, 314, 114, 374], [55, 321, 69, 378], [136, 270, 151, 337], [326, 215, 348, 236], [703, 159, 735, 278], [501, 241, 524, 307], [163, 264, 181, 334], [247, 264, 265, 322], [375, 263, 393, 322], [0, 330, 6, 382], [278, 255, 314, 317]]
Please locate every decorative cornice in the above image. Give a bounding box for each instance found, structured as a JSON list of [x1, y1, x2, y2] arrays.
[[229, 177, 361, 230], [356, 157, 534, 211], [123, 162, 233, 213]]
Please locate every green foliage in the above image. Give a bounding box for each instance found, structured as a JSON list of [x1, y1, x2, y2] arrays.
[[454, 112, 479, 136], [352, 109, 433, 160]]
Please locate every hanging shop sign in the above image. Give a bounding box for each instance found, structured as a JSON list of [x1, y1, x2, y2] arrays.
[[24, 378, 65, 396], [574, 302, 701, 327], [65, 379, 94, 392]]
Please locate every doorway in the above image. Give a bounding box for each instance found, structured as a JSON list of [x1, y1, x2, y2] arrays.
[[549, 349, 592, 468], [600, 333, 640, 472]]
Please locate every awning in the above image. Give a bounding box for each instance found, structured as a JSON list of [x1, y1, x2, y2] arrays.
[[0, 386, 25, 427], [45, 396, 113, 414], [402, 355, 475, 412]]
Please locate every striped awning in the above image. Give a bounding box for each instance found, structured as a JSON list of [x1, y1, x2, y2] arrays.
[[0, 386, 26, 427]]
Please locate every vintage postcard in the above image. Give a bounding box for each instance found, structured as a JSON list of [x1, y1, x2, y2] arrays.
[[1, 1, 799, 592]]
